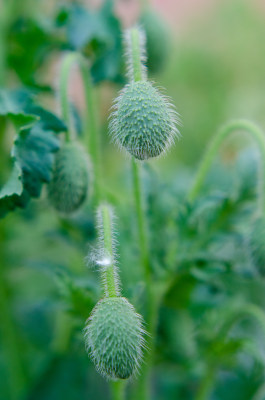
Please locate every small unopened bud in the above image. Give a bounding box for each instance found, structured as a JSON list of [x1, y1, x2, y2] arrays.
[[85, 297, 145, 380], [110, 80, 180, 160], [48, 142, 90, 214]]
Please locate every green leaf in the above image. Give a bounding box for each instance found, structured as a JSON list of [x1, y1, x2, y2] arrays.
[[13, 125, 60, 198], [0, 89, 66, 218], [0, 163, 26, 218], [0, 88, 33, 114], [60, 2, 124, 83], [7, 17, 55, 87], [7, 112, 39, 131], [0, 162, 23, 199], [66, 5, 105, 49]]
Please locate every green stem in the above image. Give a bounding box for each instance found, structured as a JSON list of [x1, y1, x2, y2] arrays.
[[59, 52, 102, 203], [101, 204, 118, 297], [195, 367, 216, 400], [188, 120, 265, 214], [131, 159, 151, 284], [0, 223, 27, 400], [0, 0, 17, 86], [252, 382, 265, 400], [218, 303, 265, 340], [78, 55, 102, 204], [110, 381, 126, 400], [59, 53, 77, 142], [130, 27, 145, 82], [129, 26, 154, 398], [0, 12, 7, 87], [129, 26, 151, 284], [195, 303, 265, 400]]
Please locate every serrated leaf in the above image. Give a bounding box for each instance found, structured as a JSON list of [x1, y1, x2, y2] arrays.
[[13, 126, 60, 197], [0, 163, 27, 218], [7, 112, 39, 131], [61, 2, 123, 83], [0, 162, 23, 198], [0, 89, 66, 218], [26, 105, 66, 132]]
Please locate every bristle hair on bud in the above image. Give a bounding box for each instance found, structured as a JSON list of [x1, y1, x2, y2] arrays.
[[48, 142, 90, 214], [84, 297, 146, 380], [110, 80, 180, 160], [124, 26, 147, 82]]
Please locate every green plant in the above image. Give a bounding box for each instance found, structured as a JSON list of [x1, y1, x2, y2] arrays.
[[2, 2, 265, 400], [110, 28, 179, 160]]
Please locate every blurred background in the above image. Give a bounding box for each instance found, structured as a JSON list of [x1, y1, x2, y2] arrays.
[[1, 0, 265, 399]]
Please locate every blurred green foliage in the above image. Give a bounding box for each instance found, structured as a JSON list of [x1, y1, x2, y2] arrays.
[[1, 0, 265, 399]]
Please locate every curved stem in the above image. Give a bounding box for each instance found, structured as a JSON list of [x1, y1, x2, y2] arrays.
[[78, 55, 102, 204], [217, 303, 265, 340], [195, 303, 265, 400], [59, 53, 78, 142], [59, 52, 102, 203], [195, 366, 216, 400], [252, 382, 265, 400], [99, 204, 119, 297], [188, 120, 265, 214]]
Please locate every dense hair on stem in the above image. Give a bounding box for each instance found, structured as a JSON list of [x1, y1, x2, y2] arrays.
[[124, 26, 147, 82], [87, 204, 121, 297]]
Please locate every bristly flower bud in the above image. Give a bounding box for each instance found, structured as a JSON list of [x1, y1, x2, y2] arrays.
[[84, 297, 145, 380], [110, 80, 180, 160], [48, 142, 90, 214]]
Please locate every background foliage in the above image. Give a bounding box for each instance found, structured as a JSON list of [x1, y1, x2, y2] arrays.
[[1, 0, 265, 399]]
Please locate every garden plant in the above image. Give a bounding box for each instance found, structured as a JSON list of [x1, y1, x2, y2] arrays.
[[1, 1, 265, 400]]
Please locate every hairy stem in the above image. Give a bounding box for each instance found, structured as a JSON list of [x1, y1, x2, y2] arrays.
[[100, 204, 118, 297], [188, 120, 265, 214], [129, 26, 151, 284], [129, 26, 154, 398], [130, 28, 144, 82]]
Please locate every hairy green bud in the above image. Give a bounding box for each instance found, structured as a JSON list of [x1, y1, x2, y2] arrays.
[[85, 297, 145, 380], [249, 216, 265, 274], [110, 80, 180, 160], [48, 142, 90, 214]]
